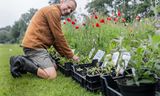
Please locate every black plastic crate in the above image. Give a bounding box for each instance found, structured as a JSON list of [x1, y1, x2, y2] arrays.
[[57, 62, 73, 77], [71, 59, 99, 87], [85, 74, 102, 91], [86, 85, 101, 92], [156, 78, 160, 92], [72, 63, 94, 87], [84, 61, 106, 92], [101, 75, 123, 96], [72, 67, 103, 91], [86, 74, 100, 83], [101, 75, 160, 96], [49, 54, 60, 64]]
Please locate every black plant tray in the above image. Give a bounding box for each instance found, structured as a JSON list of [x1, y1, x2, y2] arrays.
[[86, 74, 101, 83], [156, 78, 160, 92], [72, 66, 105, 91], [101, 75, 160, 96], [86, 85, 101, 92], [85, 74, 102, 92], [49, 54, 60, 64], [84, 62, 109, 92], [72, 63, 94, 87], [71, 59, 99, 87], [57, 62, 73, 77], [100, 75, 123, 96]]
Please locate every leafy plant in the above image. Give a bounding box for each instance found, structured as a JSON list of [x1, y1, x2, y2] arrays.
[[124, 36, 160, 86], [48, 46, 61, 63], [87, 66, 110, 76], [86, 55, 115, 76]]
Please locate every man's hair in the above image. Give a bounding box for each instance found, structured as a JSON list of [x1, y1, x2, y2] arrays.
[[66, 0, 77, 8]]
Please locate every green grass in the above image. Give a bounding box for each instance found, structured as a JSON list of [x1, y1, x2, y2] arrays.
[[0, 44, 101, 96]]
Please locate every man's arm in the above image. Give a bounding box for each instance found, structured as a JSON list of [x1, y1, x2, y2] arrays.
[[45, 6, 74, 59]]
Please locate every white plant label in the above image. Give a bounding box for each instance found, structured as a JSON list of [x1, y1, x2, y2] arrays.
[[112, 52, 120, 66], [116, 52, 131, 74], [88, 48, 95, 59], [93, 50, 105, 62]]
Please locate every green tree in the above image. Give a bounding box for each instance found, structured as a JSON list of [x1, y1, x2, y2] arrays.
[[85, 0, 112, 15], [0, 26, 12, 43], [85, 0, 159, 21], [0, 8, 37, 43], [0, 30, 10, 43], [21, 8, 38, 24], [10, 21, 22, 43], [10, 8, 37, 43]]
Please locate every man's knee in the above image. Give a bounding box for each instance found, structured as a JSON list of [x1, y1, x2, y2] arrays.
[[47, 70, 57, 80], [37, 67, 57, 80]]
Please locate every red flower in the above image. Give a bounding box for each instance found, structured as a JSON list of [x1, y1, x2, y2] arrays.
[[63, 21, 66, 24], [96, 23, 100, 27], [75, 26, 79, 29], [114, 18, 118, 22], [122, 18, 126, 23], [72, 21, 75, 25], [94, 15, 98, 19], [107, 17, 112, 21], [117, 10, 121, 17], [100, 19, 105, 23], [66, 18, 71, 22]]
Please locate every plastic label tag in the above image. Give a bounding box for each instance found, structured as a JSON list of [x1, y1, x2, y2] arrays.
[[112, 52, 120, 66], [116, 52, 131, 74], [93, 50, 105, 62]]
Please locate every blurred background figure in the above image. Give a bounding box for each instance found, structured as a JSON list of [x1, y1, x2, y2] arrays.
[[48, 0, 59, 5], [48, 0, 66, 5]]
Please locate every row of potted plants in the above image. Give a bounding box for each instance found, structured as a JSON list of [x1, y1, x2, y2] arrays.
[[49, 34, 160, 95], [47, 16, 160, 95]]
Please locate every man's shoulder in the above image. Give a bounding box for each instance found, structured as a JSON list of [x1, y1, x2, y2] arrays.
[[41, 4, 61, 18], [40, 4, 59, 12]]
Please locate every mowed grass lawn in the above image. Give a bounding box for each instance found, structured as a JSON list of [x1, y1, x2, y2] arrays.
[[0, 44, 101, 96]]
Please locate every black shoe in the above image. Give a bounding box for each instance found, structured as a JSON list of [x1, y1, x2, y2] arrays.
[[10, 56, 22, 78], [10, 55, 38, 77], [10, 56, 27, 74], [20, 56, 38, 75]]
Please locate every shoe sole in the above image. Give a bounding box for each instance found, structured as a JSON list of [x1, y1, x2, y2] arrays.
[[10, 56, 21, 78]]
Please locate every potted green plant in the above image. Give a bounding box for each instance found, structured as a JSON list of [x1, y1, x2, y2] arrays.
[[116, 38, 160, 96]]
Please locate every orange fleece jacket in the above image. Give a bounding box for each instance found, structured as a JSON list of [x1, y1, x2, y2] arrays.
[[21, 4, 74, 59]]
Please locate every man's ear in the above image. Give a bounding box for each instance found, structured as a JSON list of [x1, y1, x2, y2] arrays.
[[60, 0, 65, 4]]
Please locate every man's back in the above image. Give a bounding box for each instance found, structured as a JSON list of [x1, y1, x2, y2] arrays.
[[22, 5, 61, 49]]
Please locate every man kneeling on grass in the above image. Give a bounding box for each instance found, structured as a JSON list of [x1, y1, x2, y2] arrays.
[[10, 0, 79, 79]]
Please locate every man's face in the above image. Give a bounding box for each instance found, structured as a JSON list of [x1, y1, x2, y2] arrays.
[[60, 1, 76, 16]]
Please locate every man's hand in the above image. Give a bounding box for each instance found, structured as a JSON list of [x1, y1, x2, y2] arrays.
[[72, 55, 80, 62]]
